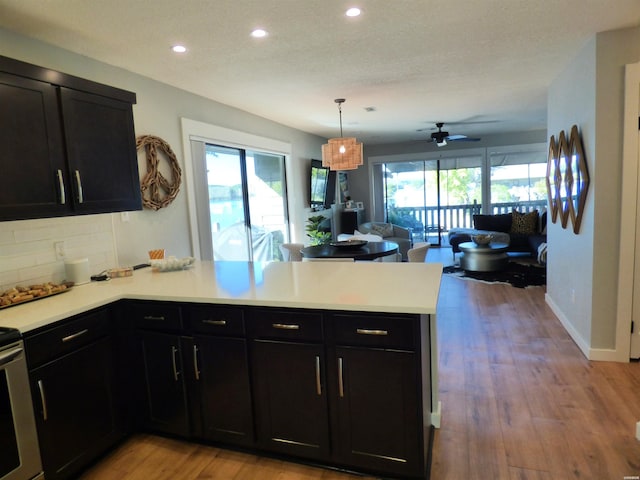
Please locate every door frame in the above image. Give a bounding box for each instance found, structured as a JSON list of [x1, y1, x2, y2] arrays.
[[616, 61, 640, 360]]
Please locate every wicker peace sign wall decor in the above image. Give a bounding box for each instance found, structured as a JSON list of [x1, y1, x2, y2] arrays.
[[137, 135, 182, 210]]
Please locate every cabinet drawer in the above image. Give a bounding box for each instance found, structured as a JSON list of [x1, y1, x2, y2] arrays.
[[249, 309, 323, 342], [129, 301, 183, 331], [331, 313, 416, 350], [25, 308, 111, 367], [189, 304, 244, 336]]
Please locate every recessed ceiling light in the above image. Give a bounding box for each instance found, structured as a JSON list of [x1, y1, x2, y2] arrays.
[[346, 7, 361, 17], [251, 29, 268, 38], [171, 45, 187, 53]]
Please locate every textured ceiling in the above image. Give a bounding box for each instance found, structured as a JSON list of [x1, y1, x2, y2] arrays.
[[1, 0, 639, 145]]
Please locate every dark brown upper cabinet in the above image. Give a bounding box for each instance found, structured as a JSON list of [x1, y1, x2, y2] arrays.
[[0, 55, 141, 221]]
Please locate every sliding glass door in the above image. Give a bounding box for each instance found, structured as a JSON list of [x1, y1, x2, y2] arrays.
[[382, 154, 482, 245], [193, 142, 288, 261]]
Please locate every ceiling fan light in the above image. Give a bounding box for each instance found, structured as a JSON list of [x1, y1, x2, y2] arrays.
[[437, 139, 447, 147]]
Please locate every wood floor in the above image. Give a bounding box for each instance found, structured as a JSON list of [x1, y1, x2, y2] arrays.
[[81, 253, 640, 480]]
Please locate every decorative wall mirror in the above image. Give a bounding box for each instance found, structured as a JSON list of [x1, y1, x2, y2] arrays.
[[546, 135, 559, 223], [557, 130, 571, 229], [568, 125, 589, 234]]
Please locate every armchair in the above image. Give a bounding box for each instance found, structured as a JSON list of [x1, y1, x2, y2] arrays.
[[357, 222, 412, 260]]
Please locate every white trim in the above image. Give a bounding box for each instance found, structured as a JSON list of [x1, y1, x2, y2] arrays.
[[431, 401, 442, 429], [180, 118, 292, 260], [547, 292, 633, 362], [615, 62, 640, 362], [546, 293, 590, 358]]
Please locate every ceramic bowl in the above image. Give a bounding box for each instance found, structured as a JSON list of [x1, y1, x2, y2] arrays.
[[471, 234, 493, 246]]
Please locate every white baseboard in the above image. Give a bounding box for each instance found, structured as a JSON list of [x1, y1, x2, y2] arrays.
[[545, 293, 590, 358], [431, 401, 442, 429], [545, 294, 629, 362]]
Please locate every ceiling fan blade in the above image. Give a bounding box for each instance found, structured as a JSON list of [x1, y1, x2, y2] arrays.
[[447, 135, 481, 142]]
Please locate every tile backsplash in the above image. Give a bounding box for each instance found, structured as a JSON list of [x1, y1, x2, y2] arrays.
[[0, 214, 117, 291]]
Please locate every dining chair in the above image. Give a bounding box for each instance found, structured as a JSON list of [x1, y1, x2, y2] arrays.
[[407, 242, 430, 263], [279, 243, 304, 261]]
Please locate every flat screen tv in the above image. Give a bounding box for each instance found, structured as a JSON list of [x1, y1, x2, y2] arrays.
[[309, 159, 336, 210]]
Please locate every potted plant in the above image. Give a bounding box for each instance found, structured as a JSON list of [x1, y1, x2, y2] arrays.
[[306, 215, 332, 246]]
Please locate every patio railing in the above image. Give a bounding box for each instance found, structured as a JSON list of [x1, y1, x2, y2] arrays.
[[389, 200, 547, 245]]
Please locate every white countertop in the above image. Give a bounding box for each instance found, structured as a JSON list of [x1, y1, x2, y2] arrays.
[[0, 260, 443, 333]]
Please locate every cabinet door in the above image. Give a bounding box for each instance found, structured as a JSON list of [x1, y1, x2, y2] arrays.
[[30, 337, 118, 480], [332, 346, 424, 478], [59, 87, 141, 214], [0, 73, 68, 220], [195, 335, 254, 446], [138, 331, 190, 436], [251, 340, 329, 460]]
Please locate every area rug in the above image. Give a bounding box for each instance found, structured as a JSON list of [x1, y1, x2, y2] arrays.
[[442, 262, 546, 288]]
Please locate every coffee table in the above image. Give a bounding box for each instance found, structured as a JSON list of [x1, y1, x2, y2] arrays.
[[458, 241, 509, 272]]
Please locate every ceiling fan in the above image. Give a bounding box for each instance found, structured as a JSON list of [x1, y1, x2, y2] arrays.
[[430, 122, 481, 147]]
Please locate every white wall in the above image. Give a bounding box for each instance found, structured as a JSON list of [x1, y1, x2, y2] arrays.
[[547, 26, 640, 359], [0, 27, 324, 288], [546, 36, 596, 354]]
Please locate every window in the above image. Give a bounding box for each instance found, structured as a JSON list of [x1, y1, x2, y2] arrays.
[[201, 144, 287, 261], [182, 119, 291, 262], [381, 153, 483, 245], [489, 146, 547, 214], [371, 143, 547, 246]]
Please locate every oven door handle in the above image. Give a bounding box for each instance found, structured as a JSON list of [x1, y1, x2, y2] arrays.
[[0, 345, 22, 366]]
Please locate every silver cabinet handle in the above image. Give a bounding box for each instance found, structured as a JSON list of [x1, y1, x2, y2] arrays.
[[338, 357, 344, 398], [272, 323, 300, 330], [315, 356, 322, 396], [57, 169, 66, 204], [356, 328, 388, 336], [143, 315, 165, 321], [171, 346, 180, 381], [37, 380, 48, 421], [193, 344, 200, 381], [202, 319, 226, 326], [62, 329, 88, 343], [75, 170, 84, 203]]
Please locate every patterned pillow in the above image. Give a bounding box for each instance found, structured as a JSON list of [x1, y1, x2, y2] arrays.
[[511, 210, 539, 234], [370, 223, 394, 237]]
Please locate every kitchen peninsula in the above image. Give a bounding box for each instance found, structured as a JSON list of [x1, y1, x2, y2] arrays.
[[0, 260, 442, 480]]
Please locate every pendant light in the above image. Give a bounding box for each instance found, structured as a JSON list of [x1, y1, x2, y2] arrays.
[[321, 98, 363, 171]]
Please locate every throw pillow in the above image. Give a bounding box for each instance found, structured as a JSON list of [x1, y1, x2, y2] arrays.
[[511, 210, 539, 234], [473, 213, 512, 233], [370, 223, 393, 237]]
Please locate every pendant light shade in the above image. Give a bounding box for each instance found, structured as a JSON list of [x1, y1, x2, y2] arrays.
[[322, 99, 363, 171]]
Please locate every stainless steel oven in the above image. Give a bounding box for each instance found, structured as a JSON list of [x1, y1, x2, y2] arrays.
[[0, 327, 44, 480]]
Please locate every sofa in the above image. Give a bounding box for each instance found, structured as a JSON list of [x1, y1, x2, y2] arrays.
[[357, 222, 412, 260], [448, 210, 547, 263]]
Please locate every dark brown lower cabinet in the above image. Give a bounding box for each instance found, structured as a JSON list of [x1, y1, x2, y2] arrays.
[[138, 331, 191, 437], [196, 334, 254, 445], [133, 303, 255, 447], [251, 339, 330, 461], [29, 337, 119, 480], [331, 346, 423, 478], [129, 302, 432, 479]]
